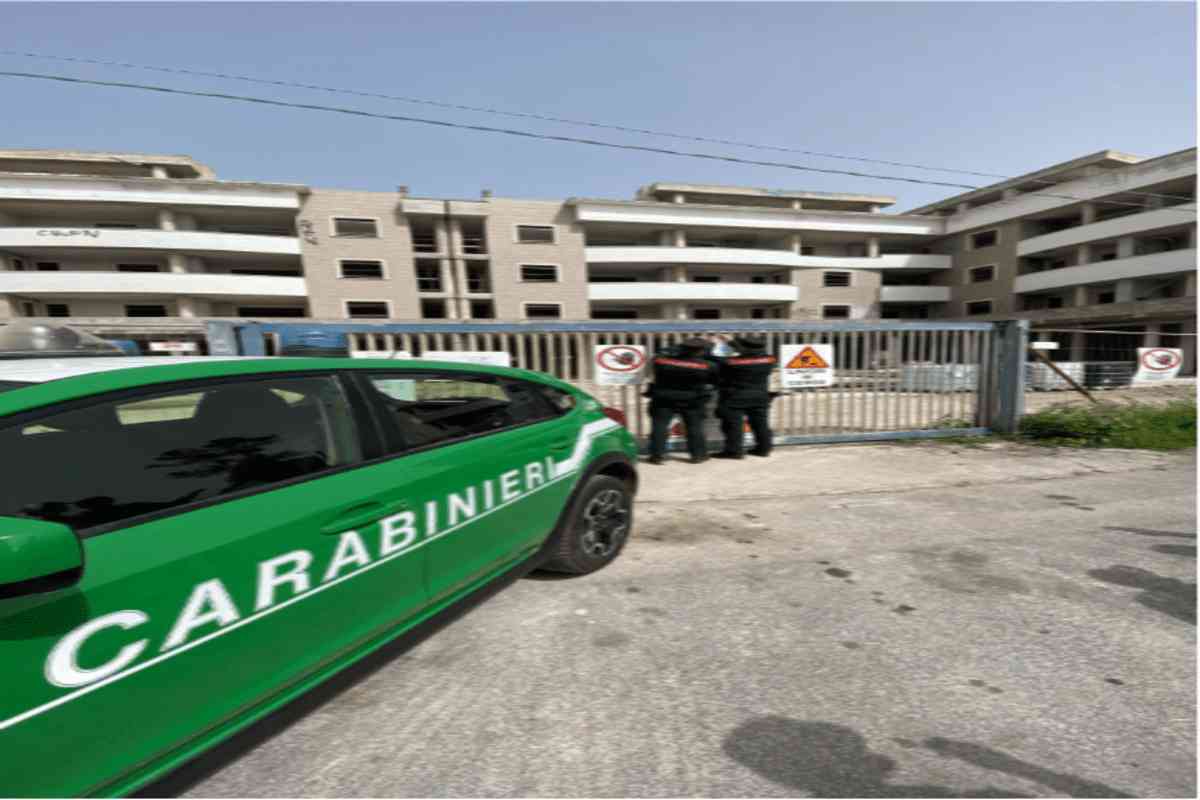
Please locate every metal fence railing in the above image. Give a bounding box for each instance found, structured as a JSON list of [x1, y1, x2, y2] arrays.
[[215, 320, 1028, 447]]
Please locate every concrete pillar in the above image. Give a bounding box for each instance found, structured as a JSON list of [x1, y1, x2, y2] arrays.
[[790, 234, 803, 254], [1143, 324, 1162, 348], [790, 200, 803, 211], [1115, 279, 1135, 304], [1069, 331, 1087, 362], [868, 205, 881, 213], [168, 254, 189, 274], [157, 209, 177, 231], [673, 229, 687, 248], [867, 237, 880, 258], [1076, 244, 1090, 266], [434, 219, 449, 253], [658, 231, 673, 247], [0, 295, 14, 318], [672, 265, 687, 282], [177, 297, 197, 318], [448, 219, 463, 255], [1185, 270, 1196, 297], [151, 166, 169, 179], [1187, 225, 1196, 250], [1081, 203, 1097, 225], [1117, 236, 1135, 259], [438, 259, 456, 296], [1182, 318, 1197, 376], [677, 305, 688, 321], [672, 193, 685, 204], [1072, 286, 1089, 307]]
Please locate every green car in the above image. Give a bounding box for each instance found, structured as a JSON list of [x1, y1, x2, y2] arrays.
[[0, 357, 638, 797]]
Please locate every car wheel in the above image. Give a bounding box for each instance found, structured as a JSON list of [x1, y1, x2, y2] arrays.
[[541, 475, 633, 574]]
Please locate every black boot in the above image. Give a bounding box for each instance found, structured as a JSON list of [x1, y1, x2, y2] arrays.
[[749, 448, 771, 457], [648, 456, 666, 465], [689, 455, 709, 464], [712, 451, 744, 460]]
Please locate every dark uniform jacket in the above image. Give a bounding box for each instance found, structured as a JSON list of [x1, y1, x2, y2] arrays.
[[717, 346, 778, 409], [648, 351, 719, 406]]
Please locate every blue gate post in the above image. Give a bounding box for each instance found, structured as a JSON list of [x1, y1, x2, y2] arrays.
[[992, 319, 1030, 433]]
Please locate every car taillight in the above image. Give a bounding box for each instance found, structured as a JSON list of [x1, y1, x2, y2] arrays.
[[602, 406, 628, 428]]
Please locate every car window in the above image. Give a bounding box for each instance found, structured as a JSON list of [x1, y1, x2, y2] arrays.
[[366, 373, 562, 452], [0, 380, 34, 394], [0, 375, 361, 531]]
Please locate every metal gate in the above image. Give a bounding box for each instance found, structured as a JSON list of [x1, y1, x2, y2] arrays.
[[213, 320, 1028, 447]]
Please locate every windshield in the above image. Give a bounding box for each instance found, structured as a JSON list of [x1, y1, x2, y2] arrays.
[[0, 380, 35, 393]]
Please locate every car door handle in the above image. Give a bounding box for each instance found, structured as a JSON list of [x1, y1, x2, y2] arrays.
[[320, 500, 410, 535]]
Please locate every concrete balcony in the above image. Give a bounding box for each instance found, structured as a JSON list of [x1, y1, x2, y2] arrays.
[[0, 227, 301, 256], [588, 282, 798, 303], [0, 270, 307, 298], [0, 174, 302, 209], [1018, 204, 1198, 256], [585, 246, 951, 270], [1013, 249, 1197, 294], [939, 150, 1196, 233], [572, 200, 945, 235], [879, 285, 952, 303]]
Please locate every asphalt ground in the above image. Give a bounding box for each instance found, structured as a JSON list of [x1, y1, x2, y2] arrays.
[[171, 442, 1196, 798]]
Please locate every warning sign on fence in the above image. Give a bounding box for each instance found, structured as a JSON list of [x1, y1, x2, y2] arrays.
[[1133, 348, 1184, 384], [781, 343, 834, 388], [594, 344, 647, 385]]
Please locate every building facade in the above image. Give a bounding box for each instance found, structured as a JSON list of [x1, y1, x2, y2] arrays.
[[0, 147, 1194, 364]]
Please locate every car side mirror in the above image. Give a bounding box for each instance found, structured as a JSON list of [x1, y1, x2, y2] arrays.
[[0, 517, 83, 599]]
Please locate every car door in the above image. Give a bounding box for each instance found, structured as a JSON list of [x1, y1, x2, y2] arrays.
[[355, 369, 581, 605], [0, 372, 428, 797]]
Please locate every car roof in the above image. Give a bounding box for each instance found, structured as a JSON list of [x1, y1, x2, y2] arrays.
[[0, 356, 567, 419]]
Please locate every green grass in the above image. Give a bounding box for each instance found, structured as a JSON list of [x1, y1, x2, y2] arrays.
[[1020, 400, 1197, 450]]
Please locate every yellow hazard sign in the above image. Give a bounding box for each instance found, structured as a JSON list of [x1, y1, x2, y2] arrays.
[[780, 343, 835, 388], [786, 346, 830, 370]]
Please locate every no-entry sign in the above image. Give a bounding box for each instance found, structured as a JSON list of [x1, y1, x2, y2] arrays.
[[1134, 348, 1184, 383], [594, 344, 647, 385]]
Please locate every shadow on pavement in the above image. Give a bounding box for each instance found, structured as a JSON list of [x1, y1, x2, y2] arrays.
[[723, 716, 1132, 798], [1088, 565, 1197, 625]]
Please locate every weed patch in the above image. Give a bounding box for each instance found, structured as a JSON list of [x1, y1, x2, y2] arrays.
[[1020, 401, 1196, 450]]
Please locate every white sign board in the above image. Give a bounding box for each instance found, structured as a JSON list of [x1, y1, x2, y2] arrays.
[[1030, 341, 1060, 350], [1133, 348, 1184, 383], [351, 350, 412, 359], [149, 341, 199, 353], [421, 350, 512, 368], [780, 343, 835, 389], [594, 344, 647, 385]]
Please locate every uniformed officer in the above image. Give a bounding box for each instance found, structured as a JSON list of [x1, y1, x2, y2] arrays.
[[713, 335, 778, 459], [645, 337, 719, 465]]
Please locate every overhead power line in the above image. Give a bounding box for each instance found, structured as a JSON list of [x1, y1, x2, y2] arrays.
[[1, 48, 1195, 205], [0, 70, 1196, 219]]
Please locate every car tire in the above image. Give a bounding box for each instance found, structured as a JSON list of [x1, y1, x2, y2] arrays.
[[541, 475, 633, 574]]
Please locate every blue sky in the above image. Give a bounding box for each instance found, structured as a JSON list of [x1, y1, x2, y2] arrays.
[[2, 2, 1195, 210]]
